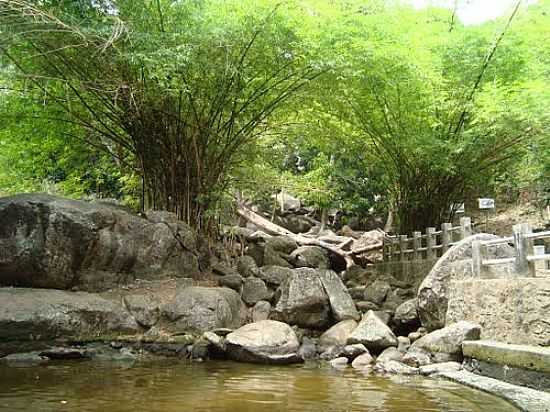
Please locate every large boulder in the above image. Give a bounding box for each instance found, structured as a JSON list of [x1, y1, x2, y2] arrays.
[[0, 194, 200, 291], [225, 320, 302, 364], [410, 321, 481, 362], [317, 269, 360, 322], [0, 288, 139, 343], [417, 234, 515, 331], [347, 310, 397, 352], [272, 268, 330, 328], [161, 287, 247, 334], [290, 246, 330, 269]]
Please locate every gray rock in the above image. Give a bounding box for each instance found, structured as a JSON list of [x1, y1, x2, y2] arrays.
[[348, 287, 366, 300], [408, 331, 423, 342], [290, 246, 330, 269], [419, 361, 462, 376], [330, 356, 349, 368], [123, 294, 159, 328], [263, 236, 298, 268], [219, 274, 244, 292], [203, 331, 226, 355], [212, 263, 239, 277], [0, 352, 49, 365], [320, 345, 345, 360], [258, 266, 292, 286], [236, 256, 259, 278], [397, 336, 411, 353], [347, 310, 397, 352], [251, 300, 271, 322], [39, 347, 89, 360], [225, 320, 302, 364], [394, 299, 418, 327], [318, 269, 360, 322], [298, 338, 318, 360], [402, 350, 432, 367], [374, 360, 418, 375], [0, 288, 139, 342], [246, 243, 265, 267], [343, 344, 368, 359], [417, 234, 515, 331], [363, 280, 391, 306], [351, 351, 375, 369], [319, 319, 358, 348], [161, 287, 246, 334], [410, 321, 481, 361], [372, 310, 392, 325], [242, 277, 272, 306], [355, 301, 380, 312], [376, 347, 403, 364], [273, 268, 330, 328], [0, 194, 201, 291]]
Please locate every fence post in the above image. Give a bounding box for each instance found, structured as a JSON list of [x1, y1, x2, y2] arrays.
[[413, 231, 421, 260], [399, 235, 407, 262], [513, 223, 535, 277], [460, 217, 472, 239], [472, 240, 482, 276], [441, 223, 452, 254], [426, 227, 436, 260]]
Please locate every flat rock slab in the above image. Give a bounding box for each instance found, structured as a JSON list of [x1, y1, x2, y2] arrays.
[[0, 287, 139, 342], [463, 340, 550, 374], [446, 278, 550, 346], [440, 370, 550, 412]]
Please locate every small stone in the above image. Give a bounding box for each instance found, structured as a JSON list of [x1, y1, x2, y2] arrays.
[[320, 319, 358, 348], [252, 300, 271, 322], [347, 310, 397, 352], [242, 277, 272, 306], [375, 360, 418, 375], [397, 336, 411, 353], [236, 255, 260, 278], [343, 344, 368, 360], [219, 274, 244, 292], [419, 362, 462, 376], [355, 301, 380, 312], [351, 352, 375, 369], [330, 357, 349, 369], [408, 332, 422, 342], [376, 347, 403, 364], [402, 350, 431, 367], [363, 280, 391, 305], [320, 345, 344, 360]]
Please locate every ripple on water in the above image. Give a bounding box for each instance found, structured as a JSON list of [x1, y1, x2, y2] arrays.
[[0, 361, 518, 412]]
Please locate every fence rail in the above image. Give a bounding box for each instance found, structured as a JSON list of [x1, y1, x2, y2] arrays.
[[383, 217, 473, 262], [472, 224, 550, 276]]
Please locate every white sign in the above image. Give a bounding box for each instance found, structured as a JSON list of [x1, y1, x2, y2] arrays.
[[451, 203, 465, 214], [478, 198, 495, 210]]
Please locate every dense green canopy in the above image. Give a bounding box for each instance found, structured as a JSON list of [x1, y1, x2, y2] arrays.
[[0, 0, 548, 233]]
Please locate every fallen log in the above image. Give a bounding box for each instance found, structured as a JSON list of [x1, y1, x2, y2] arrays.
[[236, 205, 384, 269]]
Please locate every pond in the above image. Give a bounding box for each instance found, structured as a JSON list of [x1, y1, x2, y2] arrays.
[[0, 360, 516, 412]]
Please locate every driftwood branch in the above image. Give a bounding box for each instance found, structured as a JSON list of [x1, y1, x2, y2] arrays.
[[237, 205, 384, 268]]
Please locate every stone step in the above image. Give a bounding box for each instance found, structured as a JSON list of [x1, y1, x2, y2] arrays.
[[439, 370, 550, 412], [462, 340, 550, 393]]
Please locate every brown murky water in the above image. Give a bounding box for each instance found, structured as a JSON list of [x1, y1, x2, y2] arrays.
[[0, 360, 517, 412]]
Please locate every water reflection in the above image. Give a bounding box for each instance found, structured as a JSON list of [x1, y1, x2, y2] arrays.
[[0, 360, 517, 412]]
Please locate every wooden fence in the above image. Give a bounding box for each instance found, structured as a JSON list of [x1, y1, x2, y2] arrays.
[[383, 217, 473, 262], [472, 224, 550, 277]]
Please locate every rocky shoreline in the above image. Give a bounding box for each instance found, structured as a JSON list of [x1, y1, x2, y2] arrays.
[[1, 194, 548, 411]]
